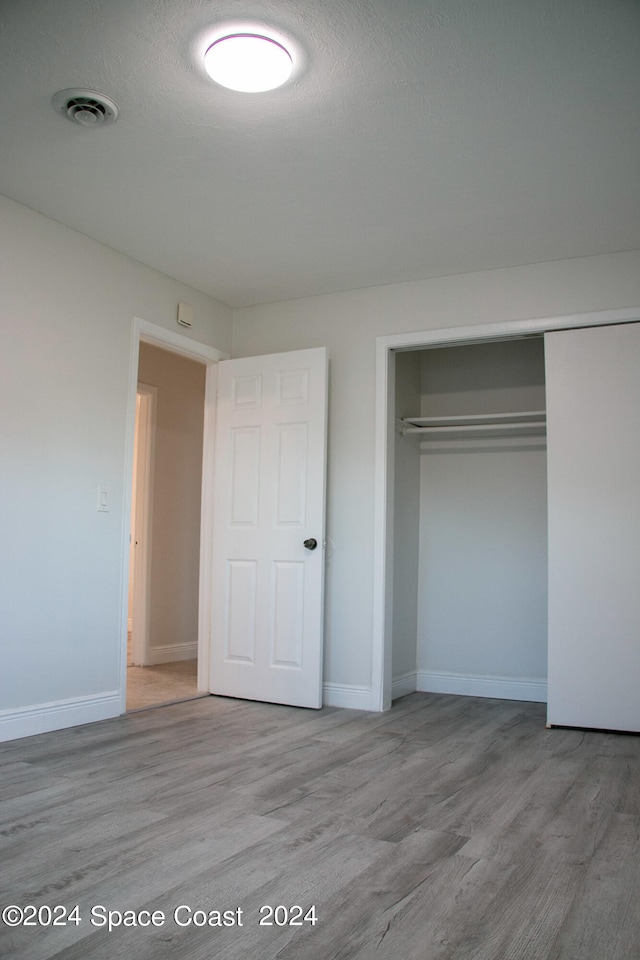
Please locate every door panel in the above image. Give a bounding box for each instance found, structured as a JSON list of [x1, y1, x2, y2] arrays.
[[210, 347, 328, 708], [545, 322, 640, 731], [226, 560, 257, 662]]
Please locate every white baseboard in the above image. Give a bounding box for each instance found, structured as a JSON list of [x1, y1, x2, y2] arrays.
[[0, 692, 121, 743], [322, 682, 373, 711], [0, 672, 545, 745], [392, 671, 417, 700], [145, 643, 198, 665], [417, 670, 547, 703], [322, 671, 547, 710]]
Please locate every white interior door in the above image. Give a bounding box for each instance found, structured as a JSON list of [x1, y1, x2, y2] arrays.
[[546, 322, 640, 731], [210, 347, 328, 708]]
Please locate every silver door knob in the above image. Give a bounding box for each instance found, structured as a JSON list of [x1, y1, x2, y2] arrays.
[[303, 538, 318, 550]]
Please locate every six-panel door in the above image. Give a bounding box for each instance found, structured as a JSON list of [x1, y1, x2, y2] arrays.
[[210, 347, 328, 708]]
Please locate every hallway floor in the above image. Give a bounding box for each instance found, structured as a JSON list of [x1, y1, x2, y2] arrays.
[[126, 659, 204, 711]]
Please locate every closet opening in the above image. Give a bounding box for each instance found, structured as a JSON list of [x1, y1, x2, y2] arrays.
[[373, 307, 640, 725], [389, 336, 548, 706]]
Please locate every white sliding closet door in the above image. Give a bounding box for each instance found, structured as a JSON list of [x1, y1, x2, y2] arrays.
[[545, 322, 640, 731]]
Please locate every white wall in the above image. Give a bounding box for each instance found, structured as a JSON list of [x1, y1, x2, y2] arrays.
[[417, 444, 548, 696], [232, 250, 640, 707], [137, 343, 206, 663], [0, 193, 232, 740]]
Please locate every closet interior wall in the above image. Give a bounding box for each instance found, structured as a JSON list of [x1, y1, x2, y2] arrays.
[[392, 338, 548, 702]]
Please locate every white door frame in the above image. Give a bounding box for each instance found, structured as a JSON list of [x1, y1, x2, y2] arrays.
[[129, 382, 157, 666], [371, 306, 640, 712], [119, 317, 229, 713]]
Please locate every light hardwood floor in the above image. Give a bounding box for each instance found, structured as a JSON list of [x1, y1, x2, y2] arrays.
[[1, 693, 639, 960]]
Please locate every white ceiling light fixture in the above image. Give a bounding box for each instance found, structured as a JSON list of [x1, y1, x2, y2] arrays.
[[204, 33, 293, 92]]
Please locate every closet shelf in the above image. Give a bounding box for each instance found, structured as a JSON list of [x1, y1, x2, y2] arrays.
[[399, 410, 547, 441]]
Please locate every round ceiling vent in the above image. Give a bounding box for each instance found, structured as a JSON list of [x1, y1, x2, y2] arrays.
[[51, 88, 119, 126]]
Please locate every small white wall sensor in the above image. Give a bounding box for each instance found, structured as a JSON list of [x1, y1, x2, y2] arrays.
[[177, 302, 194, 328]]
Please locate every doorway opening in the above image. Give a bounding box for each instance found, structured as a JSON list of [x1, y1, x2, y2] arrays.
[[127, 344, 206, 710], [121, 318, 228, 714]]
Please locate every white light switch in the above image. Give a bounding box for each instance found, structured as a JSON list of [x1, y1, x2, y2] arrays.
[[97, 486, 109, 512]]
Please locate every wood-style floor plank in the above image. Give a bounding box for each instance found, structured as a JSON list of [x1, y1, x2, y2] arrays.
[[1, 693, 640, 959]]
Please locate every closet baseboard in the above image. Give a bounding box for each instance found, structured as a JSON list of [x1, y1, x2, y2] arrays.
[[392, 672, 418, 700], [417, 671, 547, 703], [323, 682, 373, 711]]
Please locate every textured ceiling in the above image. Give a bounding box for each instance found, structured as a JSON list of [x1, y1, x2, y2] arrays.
[[0, 0, 639, 307]]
